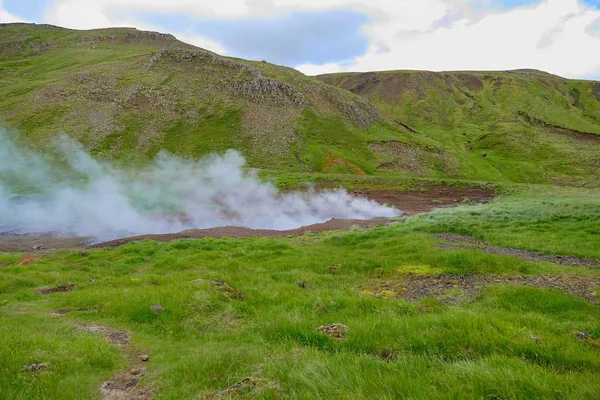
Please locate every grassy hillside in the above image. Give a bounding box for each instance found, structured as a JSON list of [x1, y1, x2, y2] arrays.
[[1, 23, 599, 185], [0, 23, 392, 174], [2, 187, 600, 399], [318, 70, 600, 186]]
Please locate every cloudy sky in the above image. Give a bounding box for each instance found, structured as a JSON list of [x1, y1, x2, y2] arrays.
[[1, 0, 600, 79]]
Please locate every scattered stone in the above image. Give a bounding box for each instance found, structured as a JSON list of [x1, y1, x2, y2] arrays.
[[32, 244, 45, 251], [140, 355, 149, 362], [21, 362, 50, 372], [376, 347, 398, 362], [37, 283, 75, 295], [297, 280, 308, 289], [317, 323, 349, 339], [329, 264, 341, 271], [576, 331, 592, 340], [191, 279, 244, 300], [150, 305, 165, 313], [529, 335, 543, 344], [79, 251, 89, 257], [218, 377, 260, 395], [576, 332, 600, 349]]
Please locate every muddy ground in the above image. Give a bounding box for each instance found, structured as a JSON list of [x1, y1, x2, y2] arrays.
[[0, 185, 494, 252]]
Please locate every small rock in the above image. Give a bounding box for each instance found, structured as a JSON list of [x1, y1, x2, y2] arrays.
[[141, 355, 150, 362], [219, 377, 259, 394], [150, 305, 165, 313], [529, 335, 542, 344], [22, 362, 50, 372], [130, 368, 143, 375], [297, 280, 308, 289], [329, 264, 341, 271], [576, 331, 592, 340], [32, 245, 45, 251], [79, 251, 89, 257], [317, 323, 349, 339]]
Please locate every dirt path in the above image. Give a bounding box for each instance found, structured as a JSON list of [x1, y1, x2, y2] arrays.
[[437, 233, 600, 268], [77, 324, 151, 400]]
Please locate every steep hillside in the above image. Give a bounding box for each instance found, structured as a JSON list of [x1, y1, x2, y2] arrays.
[[1, 23, 599, 185], [318, 70, 600, 185], [0, 23, 392, 174]]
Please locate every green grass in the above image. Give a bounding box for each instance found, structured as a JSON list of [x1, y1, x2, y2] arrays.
[[2, 23, 600, 399], [1, 23, 600, 185], [405, 187, 600, 259], [1, 190, 600, 399]]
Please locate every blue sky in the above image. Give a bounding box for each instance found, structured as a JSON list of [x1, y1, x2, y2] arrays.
[[136, 10, 370, 65], [3, 0, 53, 21], [1, 0, 600, 79]]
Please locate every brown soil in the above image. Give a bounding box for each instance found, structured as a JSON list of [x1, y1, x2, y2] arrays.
[[94, 217, 392, 248], [437, 233, 600, 268], [78, 325, 151, 400], [357, 186, 495, 216], [398, 273, 600, 304], [0, 185, 495, 251], [323, 152, 367, 175], [0, 233, 90, 253], [37, 283, 75, 295], [458, 74, 484, 92]]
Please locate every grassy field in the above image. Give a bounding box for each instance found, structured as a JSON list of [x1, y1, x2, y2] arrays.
[[1, 185, 600, 399], [2, 23, 600, 399]]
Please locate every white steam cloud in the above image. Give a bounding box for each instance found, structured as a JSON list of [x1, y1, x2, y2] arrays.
[[0, 131, 400, 241]]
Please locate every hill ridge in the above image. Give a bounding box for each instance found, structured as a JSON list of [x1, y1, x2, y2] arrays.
[[0, 23, 599, 185]]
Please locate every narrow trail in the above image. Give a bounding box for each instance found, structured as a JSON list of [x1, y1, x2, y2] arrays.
[[77, 325, 152, 400], [437, 233, 600, 268]]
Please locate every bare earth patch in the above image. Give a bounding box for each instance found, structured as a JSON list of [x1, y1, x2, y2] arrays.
[[357, 185, 495, 215], [0, 185, 495, 251], [93, 218, 392, 248], [398, 274, 600, 304], [317, 323, 349, 340], [78, 325, 151, 399], [37, 283, 75, 295]]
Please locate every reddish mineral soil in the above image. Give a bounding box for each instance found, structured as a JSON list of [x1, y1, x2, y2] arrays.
[[0, 185, 495, 252]]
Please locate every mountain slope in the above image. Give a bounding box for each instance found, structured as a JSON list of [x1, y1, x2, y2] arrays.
[[1, 23, 599, 185], [318, 70, 600, 185], [0, 23, 391, 174]]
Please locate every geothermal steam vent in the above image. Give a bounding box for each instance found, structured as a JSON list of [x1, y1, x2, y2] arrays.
[[0, 134, 401, 241]]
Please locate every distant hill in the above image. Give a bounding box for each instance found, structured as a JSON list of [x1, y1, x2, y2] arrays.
[[318, 70, 600, 185], [1, 23, 599, 185]]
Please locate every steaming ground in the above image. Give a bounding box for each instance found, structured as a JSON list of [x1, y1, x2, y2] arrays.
[[0, 132, 401, 242]]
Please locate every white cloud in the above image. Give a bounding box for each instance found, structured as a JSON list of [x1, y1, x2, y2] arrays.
[[296, 62, 343, 75], [332, 0, 600, 78], [0, 0, 29, 23], [44, 1, 226, 54], [13, 0, 600, 78]]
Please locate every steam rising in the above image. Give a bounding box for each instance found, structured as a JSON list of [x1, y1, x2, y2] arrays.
[[0, 132, 400, 241]]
